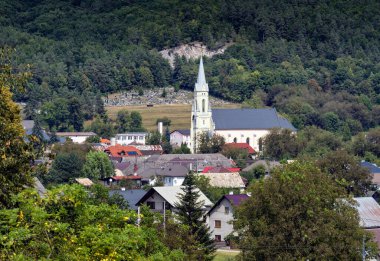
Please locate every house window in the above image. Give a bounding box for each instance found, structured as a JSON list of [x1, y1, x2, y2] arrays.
[[122, 136, 126, 140], [146, 201, 155, 209], [128, 136, 132, 140], [202, 99, 205, 112], [139, 136, 144, 140], [215, 235, 222, 242], [228, 134, 231, 137], [233, 137, 237, 143], [225, 207, 230, 214], [203, 120, 205, 125], [246, 137, 250, 144], [215, 220, 221, 228]]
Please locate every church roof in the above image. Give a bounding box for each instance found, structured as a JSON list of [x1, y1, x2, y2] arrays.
[[212, 108, 296, 131], [194, 57, 209, 92]]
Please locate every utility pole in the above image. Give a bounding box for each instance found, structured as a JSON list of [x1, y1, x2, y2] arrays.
[[137, 206, 141, 228], [362, 235, 366, 261], [163, 201, 166, 237]]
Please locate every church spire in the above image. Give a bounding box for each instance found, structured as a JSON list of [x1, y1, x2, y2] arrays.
[[195, 56, 209, 92]]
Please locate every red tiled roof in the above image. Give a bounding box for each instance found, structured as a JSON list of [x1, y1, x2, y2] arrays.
[[104, 144, 143, 157], [225, 143, 256, 154], [100, 138, 111, 144]]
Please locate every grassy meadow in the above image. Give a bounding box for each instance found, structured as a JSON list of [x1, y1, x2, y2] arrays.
[[106, 103, 240, 131]]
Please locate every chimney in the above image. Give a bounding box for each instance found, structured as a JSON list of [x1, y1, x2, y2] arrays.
[[111, 137, 116, 146], [158, 121, 163, 135]]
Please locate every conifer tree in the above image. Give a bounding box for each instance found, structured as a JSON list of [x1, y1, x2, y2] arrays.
[[175, 172, 215, 260]]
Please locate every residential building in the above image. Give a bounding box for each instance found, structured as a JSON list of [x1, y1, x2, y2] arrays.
[[170, 129, 191, 147], [136, 186, 212, 213], [104, 144, 143, 157], [109, 189, 146, 211], [200, 172, 245, 189], [137, 164, 189, 186], [361, 161, 380, 187], [56, 132, 97, 144], [353, 197, 380, 252], [206, 194, 249, 243], [190, 58, 296, 153], [115, 132, 148, 145]]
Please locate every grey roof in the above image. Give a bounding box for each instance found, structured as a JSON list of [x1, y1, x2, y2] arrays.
[[200, 172, 245, 188], [243, 160, 281, 172], [109, 189, 146, 210], [172, 129, 190, 136], [361, 161, 380, 174], [137, 186, 212, 208], [212, 108, 296, 131], [194, 57, 209, 92], [354, 197, 380, 228], [33, 177, 46, 198], [56, 132, 97, 136], [138, 164, 189, 179], [22, 120, 34, 130]]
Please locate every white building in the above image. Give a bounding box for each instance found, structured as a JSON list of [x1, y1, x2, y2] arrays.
[[56, 132, 97, 144], [170, 129, 191, 147], [136, 186, 213, 213], [115, 132, 148, 145], [206, 194, 249, 243], [189, 58, 296, 153]]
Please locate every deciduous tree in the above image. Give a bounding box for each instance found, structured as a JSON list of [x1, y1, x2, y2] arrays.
[[234, 162, 377, 260]]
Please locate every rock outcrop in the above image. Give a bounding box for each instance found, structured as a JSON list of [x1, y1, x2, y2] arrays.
[[160, 42, 233, 68]]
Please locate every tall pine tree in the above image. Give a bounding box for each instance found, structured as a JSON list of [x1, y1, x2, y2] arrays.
[[175, 171, 215, 260]]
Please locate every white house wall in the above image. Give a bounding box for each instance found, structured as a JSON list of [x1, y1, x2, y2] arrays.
[[215, 129, 270, 152], [170, 132, 191, 147], [69, 136, 90, 144], [207, 198, 234, 242]]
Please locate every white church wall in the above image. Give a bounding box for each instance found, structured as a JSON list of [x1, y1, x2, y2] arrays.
[[215, 129, 269, 152]]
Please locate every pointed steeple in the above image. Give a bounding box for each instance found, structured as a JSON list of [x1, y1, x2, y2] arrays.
[[195, 56, 209, 92]]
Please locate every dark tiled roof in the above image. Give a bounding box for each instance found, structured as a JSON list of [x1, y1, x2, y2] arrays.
[[361, 161, 380, 174], [172, 129, 190, 136], [212, 108, 296, 131], [225, 194, 250, 206], [109, 189, 146, 210]]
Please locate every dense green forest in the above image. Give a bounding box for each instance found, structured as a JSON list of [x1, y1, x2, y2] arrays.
[[1, 0, 379, 136]]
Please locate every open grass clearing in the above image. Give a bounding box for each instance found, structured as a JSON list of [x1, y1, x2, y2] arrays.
[[106, 103, 240, 131], [213, 250, 240, 261]]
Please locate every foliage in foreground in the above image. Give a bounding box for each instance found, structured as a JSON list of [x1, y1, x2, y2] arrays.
[[0, 49, 34, 208], [0, 185, 184, 260], [234, 162, 378, 260]]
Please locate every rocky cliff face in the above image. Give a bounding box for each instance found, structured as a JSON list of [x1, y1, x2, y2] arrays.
[[160, 42, 233, 68]]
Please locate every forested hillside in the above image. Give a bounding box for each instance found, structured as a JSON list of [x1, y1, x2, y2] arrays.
[[1, 0, 380, 135]]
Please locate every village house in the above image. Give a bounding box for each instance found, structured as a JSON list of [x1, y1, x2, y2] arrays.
[[56, 132, 97, 144], [114, 132, 148, 145], [109, 189, 147, 211], [353, 197, 380, 253], [104, 144, 143, 157], [206, 194, 249, 244], [170, 129, 191, 147], [361, 161, 380, 188], [200, 172, 245, 189], [137, 164, 189, 186], [136, 186, 212, 213]]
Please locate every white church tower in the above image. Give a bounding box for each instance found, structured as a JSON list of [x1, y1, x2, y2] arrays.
[[190, 57, 213, 153]]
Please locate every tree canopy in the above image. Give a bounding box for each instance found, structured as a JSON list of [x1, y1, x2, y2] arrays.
[[234, 162, 377, 260]]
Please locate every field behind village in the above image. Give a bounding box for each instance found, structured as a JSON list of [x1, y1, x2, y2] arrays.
[[106, 103, 241, 131]]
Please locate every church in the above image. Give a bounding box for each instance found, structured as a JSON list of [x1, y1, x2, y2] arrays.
[[189, 57, 296, 153]]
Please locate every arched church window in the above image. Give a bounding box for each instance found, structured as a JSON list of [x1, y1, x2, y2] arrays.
[[202, 99, 205, 112], [246, 137, 250, 144], [233, 137, 237, 143]]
